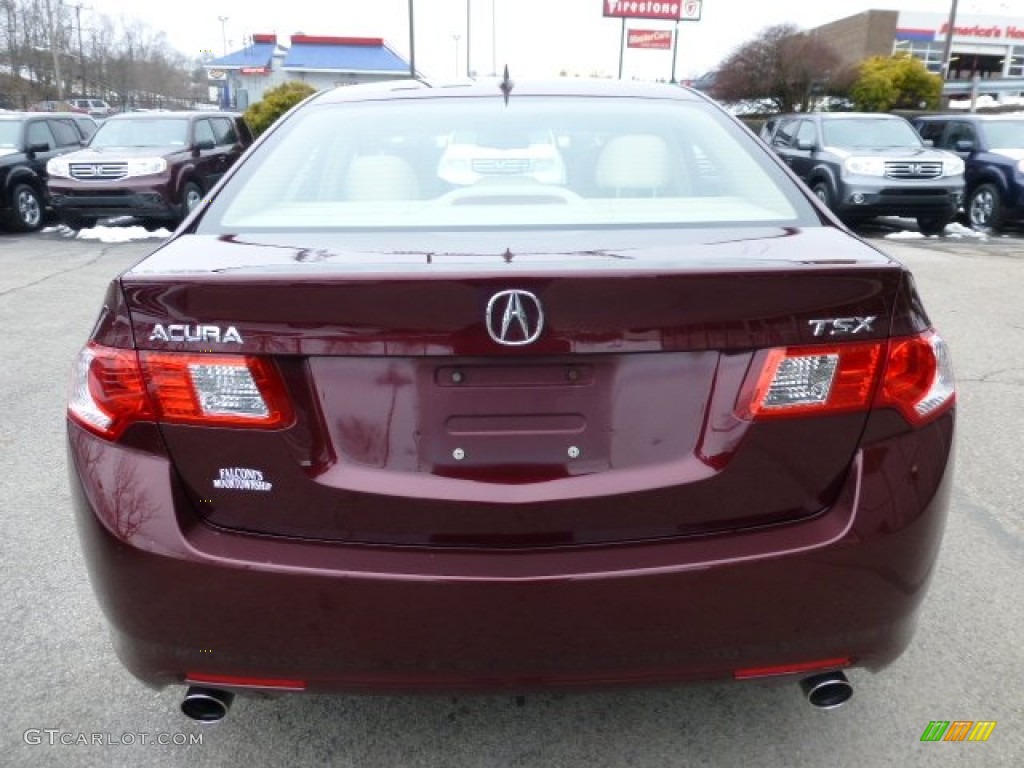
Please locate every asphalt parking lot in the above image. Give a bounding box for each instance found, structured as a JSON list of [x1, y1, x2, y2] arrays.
[[1, 225, 1021, 767]]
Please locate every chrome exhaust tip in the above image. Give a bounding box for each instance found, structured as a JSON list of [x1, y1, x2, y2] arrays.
[[181, 686, 234, 722], [799, 671, 853, 709]]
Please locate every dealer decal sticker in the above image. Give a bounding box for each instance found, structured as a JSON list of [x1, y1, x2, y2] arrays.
[[213, 467, 273, 492]]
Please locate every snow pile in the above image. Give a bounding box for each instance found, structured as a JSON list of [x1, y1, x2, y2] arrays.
[[884, 230, 931, 240], [42, 224, 171, 242], [76, 225, 172, 242], [944, 222, 987, 239]]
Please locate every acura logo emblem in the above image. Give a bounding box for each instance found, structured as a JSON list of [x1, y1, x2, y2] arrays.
[[486, 290, 544, 346]]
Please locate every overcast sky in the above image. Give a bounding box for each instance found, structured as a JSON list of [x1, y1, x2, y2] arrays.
[[83, 0, 1016, 80]]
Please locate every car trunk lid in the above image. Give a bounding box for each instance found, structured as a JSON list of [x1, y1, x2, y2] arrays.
[[122, 227, 902, 547]]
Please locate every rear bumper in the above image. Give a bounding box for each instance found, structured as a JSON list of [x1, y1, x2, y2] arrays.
[[67, 413, 954, 694]]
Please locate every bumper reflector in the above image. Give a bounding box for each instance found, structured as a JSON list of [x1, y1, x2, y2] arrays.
[[734, 656, 852, 680], [185, 672, 306, 690]]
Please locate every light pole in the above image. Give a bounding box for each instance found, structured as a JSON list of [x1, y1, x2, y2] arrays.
[[453, 34, 461, 77], [218, 16, 229, 56], [940, 0, 959, 80], [466, 0, 471, 77]]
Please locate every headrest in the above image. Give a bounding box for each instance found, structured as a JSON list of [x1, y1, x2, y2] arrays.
[[595, 134, 672, 193]]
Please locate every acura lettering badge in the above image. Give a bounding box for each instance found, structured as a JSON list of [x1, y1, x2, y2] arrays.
[[486, 290, 544, 346]]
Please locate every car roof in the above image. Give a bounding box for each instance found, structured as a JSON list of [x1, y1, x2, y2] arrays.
[[310, 78, 706, 106], [916, 113, 1024, 121], [774, 112, 906, 121], [103, 111, 241, 121], [0, 112, 94, 120]]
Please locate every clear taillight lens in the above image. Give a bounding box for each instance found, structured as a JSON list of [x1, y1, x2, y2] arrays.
[[68, 343, 292, 440], [140, 353, 291, 427], [738, 342, 883, 420]]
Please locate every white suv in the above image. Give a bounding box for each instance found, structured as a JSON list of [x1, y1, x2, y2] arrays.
[[69, 99, 113, 118]]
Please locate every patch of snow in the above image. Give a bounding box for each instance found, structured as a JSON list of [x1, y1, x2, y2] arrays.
[[944, 222, 988, 239], [75, 225, 171, 242], [884, 230, 930, 240], [948, 95, 1024, 110]]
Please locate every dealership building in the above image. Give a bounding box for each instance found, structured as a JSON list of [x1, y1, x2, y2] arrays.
[[812, 9, 1024, 98], [204, 34, 411, 109]]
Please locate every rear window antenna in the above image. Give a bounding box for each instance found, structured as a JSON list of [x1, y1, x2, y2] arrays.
[[499, 65, 514, 105]]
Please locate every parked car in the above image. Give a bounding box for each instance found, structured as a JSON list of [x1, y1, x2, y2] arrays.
[[68, 98, 114, 119], [913, 113, 1024, 232], [0, 112, 95, 231], [29, 99, 88, 114], [766, 112, 965, 234], [67, 79, 956, 722], [46, 111, 252, 230]]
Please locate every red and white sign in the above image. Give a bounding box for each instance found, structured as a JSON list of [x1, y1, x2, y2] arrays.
[[627, 30, 673, 49], [680, 1, 702, 21], [604, 1, 682, 21]]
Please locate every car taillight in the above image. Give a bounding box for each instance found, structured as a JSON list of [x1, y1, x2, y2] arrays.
[[738, 331, 954, 426], [876, 331, 955, 425], [68, 344, 153, 439], [68, 343, 293, 440], [140, 352, 292, 428]]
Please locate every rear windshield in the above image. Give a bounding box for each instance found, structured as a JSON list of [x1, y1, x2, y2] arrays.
[[822, 118, 923, 148], [199, 96, 817, 232]]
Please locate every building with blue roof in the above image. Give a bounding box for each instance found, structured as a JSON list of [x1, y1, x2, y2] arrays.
[[204, 34, 412, 109]]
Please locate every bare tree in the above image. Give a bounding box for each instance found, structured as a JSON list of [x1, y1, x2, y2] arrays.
[[0, 0, 206, 107], [711, 24, 840, 114]]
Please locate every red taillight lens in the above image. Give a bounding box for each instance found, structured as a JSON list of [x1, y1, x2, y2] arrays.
[[69, 343, 154, 439], [738, 332, 955, 426], [68, 344, 293, 440], [877, 331, 955, 425]]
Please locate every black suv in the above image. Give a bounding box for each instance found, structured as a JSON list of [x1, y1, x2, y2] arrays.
[[0, 112, 96, 231], [913, 114, 1024, 232], [46, 112, 252, 230], [767, 113, 965, 234]]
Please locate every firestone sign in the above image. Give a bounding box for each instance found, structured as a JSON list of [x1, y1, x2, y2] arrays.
[[604, 1, 683, 21]]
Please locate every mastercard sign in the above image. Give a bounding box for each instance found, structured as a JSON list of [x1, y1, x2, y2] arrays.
[[627, 30, 673, 48]]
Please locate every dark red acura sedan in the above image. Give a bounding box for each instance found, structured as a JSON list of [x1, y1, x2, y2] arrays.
[[67, 78, 955, 722]]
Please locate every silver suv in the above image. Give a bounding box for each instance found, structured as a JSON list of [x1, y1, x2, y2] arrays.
[[767, 113, 965, 235]]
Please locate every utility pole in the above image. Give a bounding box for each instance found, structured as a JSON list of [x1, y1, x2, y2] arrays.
[[218, 16, 229, 56], [408, 0, 416, 78], [69, 3, 90, 96]]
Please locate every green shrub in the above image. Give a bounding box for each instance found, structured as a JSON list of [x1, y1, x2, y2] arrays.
[[244, 81, 317, 137], [850, 55, 942, 112]]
